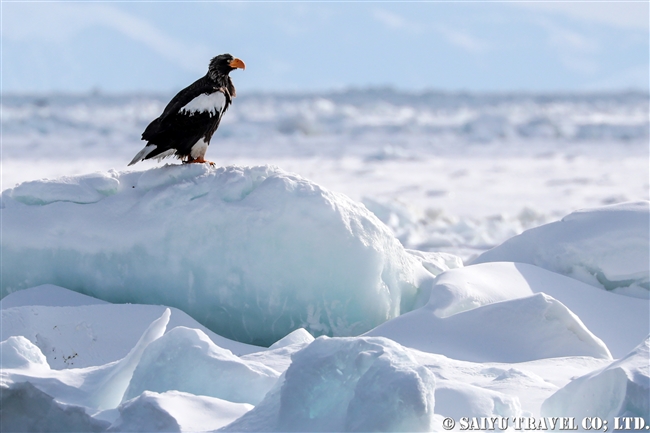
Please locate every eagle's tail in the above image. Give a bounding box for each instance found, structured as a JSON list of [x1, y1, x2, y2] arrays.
[[128, 144, 157, 166]]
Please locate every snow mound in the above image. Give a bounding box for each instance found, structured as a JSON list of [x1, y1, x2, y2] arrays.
[[2, 287, 260, 369], [123, 326, 280, 405], [542, 337, 650, 423], [1, 165, 421, 346], [427, 262, 649, 358], [471, 201, 650, 298], [366, 293, 612, 362], [222, 336, 437, 432]]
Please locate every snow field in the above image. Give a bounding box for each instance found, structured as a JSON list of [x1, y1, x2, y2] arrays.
[[1, 163, 649, 431]]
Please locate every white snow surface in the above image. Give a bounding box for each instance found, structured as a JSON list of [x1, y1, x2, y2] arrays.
[[1, 164, 422, 346], [472, 201, 650, 297]]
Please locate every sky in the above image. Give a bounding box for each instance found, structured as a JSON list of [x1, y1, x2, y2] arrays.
[[1, 1, 648, 94]]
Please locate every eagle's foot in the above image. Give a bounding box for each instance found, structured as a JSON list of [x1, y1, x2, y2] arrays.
[[185, 157, 215, 166]]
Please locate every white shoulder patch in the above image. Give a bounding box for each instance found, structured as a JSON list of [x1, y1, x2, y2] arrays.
[[180, 91, 226, 117]]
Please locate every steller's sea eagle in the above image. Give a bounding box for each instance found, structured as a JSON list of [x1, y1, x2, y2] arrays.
[[128, 54, 245, 166]]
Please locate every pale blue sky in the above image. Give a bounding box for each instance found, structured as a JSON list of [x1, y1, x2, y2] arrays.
[[2, 1, 648, 93]]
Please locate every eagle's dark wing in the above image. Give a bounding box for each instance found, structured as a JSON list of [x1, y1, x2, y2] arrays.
[[142, 76, 218, 141]]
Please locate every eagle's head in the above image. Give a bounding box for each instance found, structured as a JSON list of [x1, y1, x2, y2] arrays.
[[208, 54, 245, 81]]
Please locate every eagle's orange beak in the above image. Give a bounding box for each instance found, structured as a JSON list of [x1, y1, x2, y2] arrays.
[[229, 58, 246, 70]]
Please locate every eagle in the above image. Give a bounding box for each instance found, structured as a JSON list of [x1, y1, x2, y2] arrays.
[[128, 54, 245, 166]]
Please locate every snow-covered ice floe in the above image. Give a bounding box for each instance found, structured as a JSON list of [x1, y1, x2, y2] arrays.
[[2, 167, 649, 432], [1, 164, 427, 346], [418, 262, 649, 359]]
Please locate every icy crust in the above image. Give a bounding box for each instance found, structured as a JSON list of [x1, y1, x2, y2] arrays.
[[471, 201, 650, 297], [221, 336, 437, 432], [1, 164, 421, 345], [541, 337, 650, 423]]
